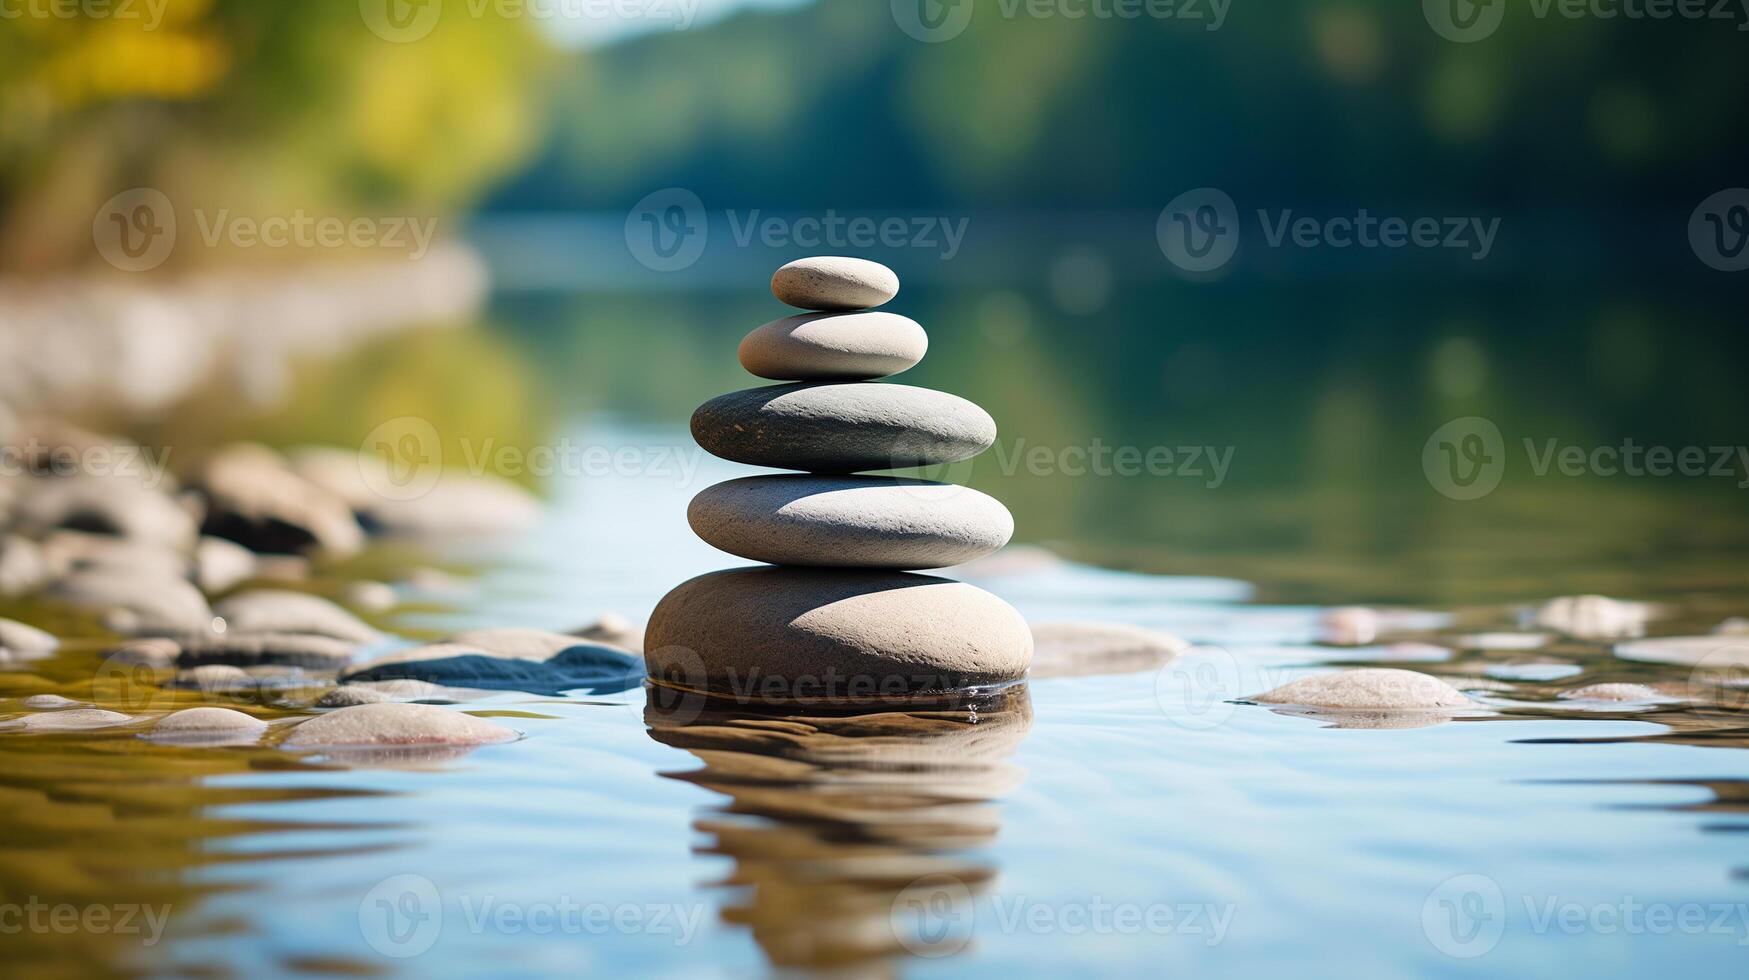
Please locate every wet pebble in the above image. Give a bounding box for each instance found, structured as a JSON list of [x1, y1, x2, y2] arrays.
[[1558, 683, 1674, 703], [197, 443, 363, 557], [147, 707, 268, 743], [1028, 621, 1188, 678], [1, 707, 134, 732], [169, 664, 257, 692], [0, 534, 48, 597], [288, 446, 540, 536], [1614, 635, 1749, 667], [212, 590, 382, 644], [1533, 594, 1652, 639], [174, 632, 357, 670], [22, 694, 80, 709], [343, 580, 399, 613], [46, 568, 214, 634], [571, 613, 643, 653], [1482, 661, 1584, 682], [281, 702, 517, 747], [1252, 668, 1471, 709], [13, 475, 198, 549], [194, 536, 258, 595], [342, 633, 642, 695], [101, 637, 180, 668], [315, 679, 456, 707], [0, 617, 58, 657]]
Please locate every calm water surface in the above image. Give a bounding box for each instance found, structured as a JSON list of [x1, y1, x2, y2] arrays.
[[5, 418, 1749, 978]]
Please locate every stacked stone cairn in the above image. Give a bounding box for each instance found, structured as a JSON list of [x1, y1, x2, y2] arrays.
[[646, 257, 1033, 705]]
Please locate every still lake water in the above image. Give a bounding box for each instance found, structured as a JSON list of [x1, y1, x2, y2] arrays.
[[6, 420, 1749, 978], [5, 237, 1749, 976]]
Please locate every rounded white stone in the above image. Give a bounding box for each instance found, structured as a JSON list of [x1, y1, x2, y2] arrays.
[[646, 566, 1032, 703], [282, 703, 517, 747], [771, 256, 899, 311], [688, 475, 1012, 569], [1252, 668, 1471, 709], [738, 311, 927, 381]]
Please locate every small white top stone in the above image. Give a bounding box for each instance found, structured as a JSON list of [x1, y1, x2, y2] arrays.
[[771, 257, 899, 311]]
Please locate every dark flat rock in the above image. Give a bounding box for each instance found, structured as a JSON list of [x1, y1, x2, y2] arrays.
[[691, 383, 996, 473]]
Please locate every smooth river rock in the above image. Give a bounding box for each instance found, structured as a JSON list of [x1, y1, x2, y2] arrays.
[[692, 383, 997, 473], [1615, 635, 1749, 667], [173, 632, 358, 670], [282, 703, 518, 748], [689, 475, 1011, 569], [738, 312, 927, 381], [1, 708, 134, 732], [47, 568, 214, 634], [645, 567, 1032, 703], [1557, 682, 1675, 703], [147, 707, 269, 744], [341, 636, 642, 696], [1251, 668, 1471, 709], [212, 590, 382, 644], [0, 617, 58, 657], [770, 256, 899, 311], [197, 443, 364, 557], [1028, 621, 1189, 679]]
